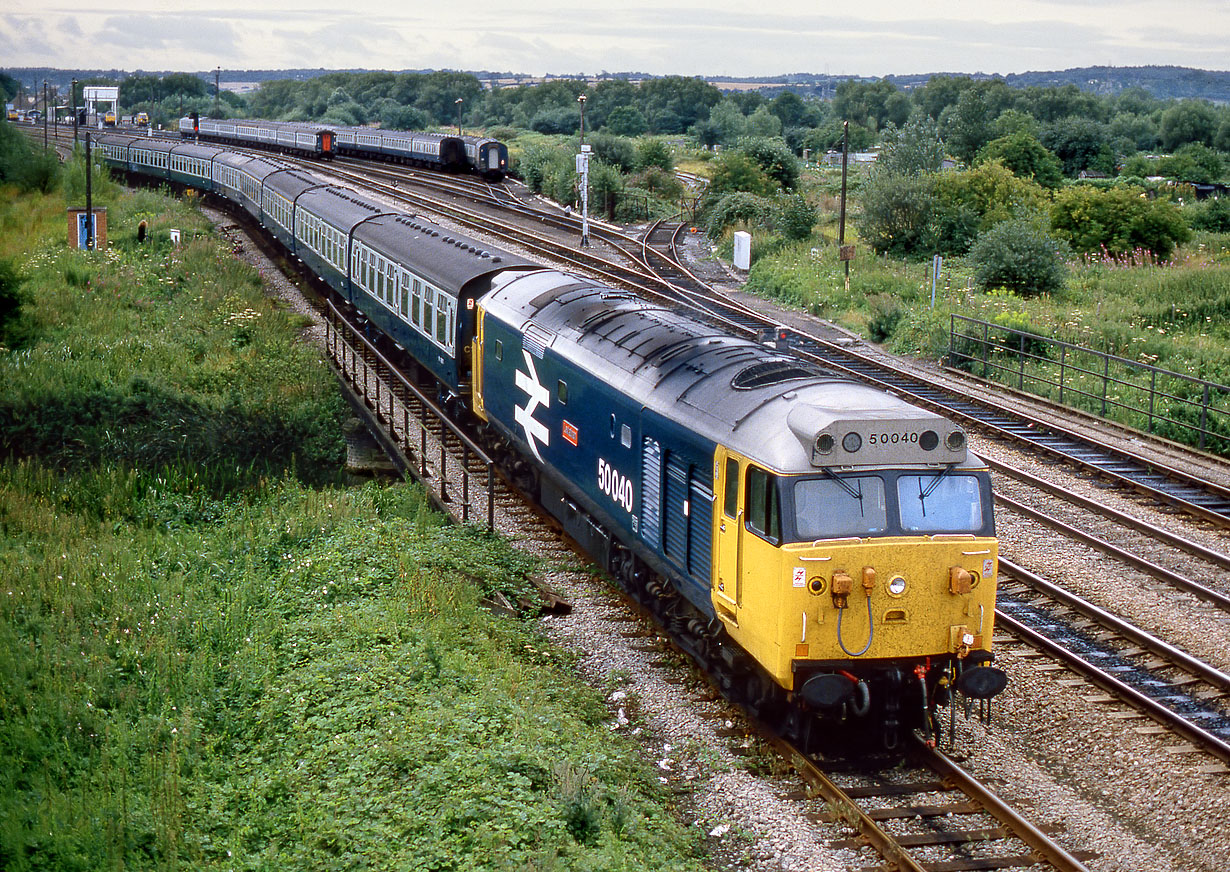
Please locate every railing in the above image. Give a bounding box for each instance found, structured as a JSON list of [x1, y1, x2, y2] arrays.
[[948, 314, 1230, 455], [325, 301, 496, 528]]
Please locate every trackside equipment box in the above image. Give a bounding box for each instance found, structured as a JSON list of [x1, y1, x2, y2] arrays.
[[67, 208, 108, 250]]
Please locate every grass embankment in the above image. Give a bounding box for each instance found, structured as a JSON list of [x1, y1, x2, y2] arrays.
[[0, 181, 709, 871]]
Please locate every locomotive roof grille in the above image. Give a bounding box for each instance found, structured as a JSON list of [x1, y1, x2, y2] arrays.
[[731, 360, 827, 390]]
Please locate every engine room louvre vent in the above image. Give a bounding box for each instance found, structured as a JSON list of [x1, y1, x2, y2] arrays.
[[731, 360, 820, 390]]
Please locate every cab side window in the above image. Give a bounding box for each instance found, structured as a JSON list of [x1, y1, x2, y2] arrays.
[[723, 458, 739, 518], [745, 466, 781, 544]]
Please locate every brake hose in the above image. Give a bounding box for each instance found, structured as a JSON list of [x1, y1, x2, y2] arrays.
[[837, 594, 874, 657]]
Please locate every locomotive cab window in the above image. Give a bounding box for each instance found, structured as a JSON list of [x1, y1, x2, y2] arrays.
[[745, 466, 781, 545], [897, 472, 985, 534], [792, 475, 888, 541]]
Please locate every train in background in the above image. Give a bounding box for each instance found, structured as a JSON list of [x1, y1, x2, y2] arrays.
[[179, 114, 508, 180], [95, 131, 1007, 753]]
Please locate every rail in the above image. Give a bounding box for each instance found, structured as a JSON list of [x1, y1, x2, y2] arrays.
[[325, 300, 496, 529], [948, 314, 1230, 454]]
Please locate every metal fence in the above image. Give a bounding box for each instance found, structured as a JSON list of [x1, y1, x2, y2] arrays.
[[948, 314, 1230, 454]]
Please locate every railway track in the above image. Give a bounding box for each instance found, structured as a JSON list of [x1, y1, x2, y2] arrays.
[[996, 558, 1230, 765], [788, 734, 1097, 872]]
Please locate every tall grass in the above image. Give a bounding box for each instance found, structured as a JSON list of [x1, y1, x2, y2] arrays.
[[1, 181, 710, 870]]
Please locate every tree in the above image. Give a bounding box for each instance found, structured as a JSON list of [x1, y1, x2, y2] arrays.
[[605, 105, 647, 137], [745, 106, 782, 139], [976, 131, 1064, 188], [940, 81, 1014, 164], [1155, 143, 1224, 185], [638, 76, 722, 133], [1159, 100, 1217, 150], [706, 152, 777, 197], [769, 91, 811, 128], [1040, 116, 1113, 177], [0, 72, 19, 104], [737, 137, 799, 190], [591, 133, 636, 172], [913, 75, 974, 121], [1107, 112, 1161, 153], [833, 78, 900, 130], [1014, 84, 1107, 125], [876, 116, 944, 177], [969, 219, 1069, 296], [708, 100, 748, 146], [1050, 186, 1192, 262], [589, 161, 625, 221], [936, 161, 1049, 231], [991, 109, 1040, 140], [803, 120, 874, 154], [635, 139, 673, 172], [854, 172, 940, 258]]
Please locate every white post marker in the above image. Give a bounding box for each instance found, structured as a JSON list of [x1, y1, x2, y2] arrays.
[[733, 231, 751, 271]]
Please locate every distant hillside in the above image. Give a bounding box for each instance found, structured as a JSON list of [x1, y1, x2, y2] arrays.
[[886, 66, 1230, 103], [5, 64, 1229, 105]]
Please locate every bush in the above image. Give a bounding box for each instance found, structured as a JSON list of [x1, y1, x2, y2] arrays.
[[1188, 197, 1230, 233], [0, 121, 61, 193], [969, 219, 1070, 296], [1050, 185, 1192, 262], [775, 193, 817, 241], [737, 137, 799, 190], [590, 133, 636, 172], [701, 191, 774, 236], [0, 257, 24, 348], [992, 310, 1051, 359], [635, 138, 673, 172]]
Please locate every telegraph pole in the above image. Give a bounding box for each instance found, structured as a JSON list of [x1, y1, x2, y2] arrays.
[[84, 132, 94, 250], [839, 121, 850, 291], [43, 80, 48, 148], [214, 67, 220, 115], [71, 79, 78, 144], [455, 98, 463, 136]]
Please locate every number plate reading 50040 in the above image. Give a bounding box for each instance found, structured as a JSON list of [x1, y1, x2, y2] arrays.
[[868, 432, 920, 446]]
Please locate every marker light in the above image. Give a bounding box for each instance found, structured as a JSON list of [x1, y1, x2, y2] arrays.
[[888, 576, 907, 596], [842, 432, 862, 453]]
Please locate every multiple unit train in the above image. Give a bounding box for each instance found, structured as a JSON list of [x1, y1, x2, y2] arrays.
[[178, 115, 509, 180], [96, 132, 1006, 752]]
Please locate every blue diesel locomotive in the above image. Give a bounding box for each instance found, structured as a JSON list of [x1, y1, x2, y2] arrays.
[[96, 132, 1006, 751]]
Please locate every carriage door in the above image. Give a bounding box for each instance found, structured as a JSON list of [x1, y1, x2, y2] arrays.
[[714, 449, 742, 618]]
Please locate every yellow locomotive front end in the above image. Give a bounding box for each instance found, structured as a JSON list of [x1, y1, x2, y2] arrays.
[[713, 401, 1006, 748]]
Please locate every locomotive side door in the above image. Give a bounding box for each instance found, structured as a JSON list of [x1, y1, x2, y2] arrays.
[[713, 448, 742, 619]]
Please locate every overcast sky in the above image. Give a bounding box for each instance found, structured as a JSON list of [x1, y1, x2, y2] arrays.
[[3, 0, 1228, 79]]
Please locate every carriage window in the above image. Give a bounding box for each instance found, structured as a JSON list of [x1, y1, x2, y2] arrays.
[[412, 280, 423, 327], [793, 476, 887, 541], [745, 466, 781, 544]]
